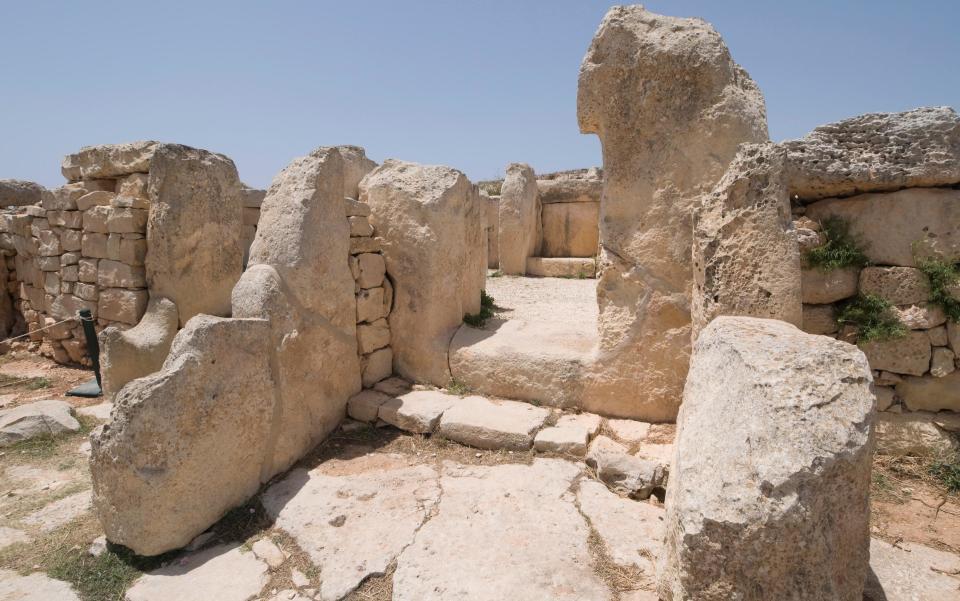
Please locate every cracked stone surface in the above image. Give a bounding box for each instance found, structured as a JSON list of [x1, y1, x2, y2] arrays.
[[577, 479, 664, 581], [261, 453, 440, 601], [125, 543, 268, 601], [0, 569, 80, 600], [393, 458, 611, 601]]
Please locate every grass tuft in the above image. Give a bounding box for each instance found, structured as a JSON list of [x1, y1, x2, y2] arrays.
[[804, 216, 870, 271], [929, 457, 960, 493], [836, 294, 907, 343], [917, 256, 960, 323], [446, 379, 471, 396]]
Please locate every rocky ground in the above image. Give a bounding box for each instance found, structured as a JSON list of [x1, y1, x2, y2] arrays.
[[0, 353, 957, 600]]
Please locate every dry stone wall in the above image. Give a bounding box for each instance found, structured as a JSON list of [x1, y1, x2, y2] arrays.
[[694, 107, 960, 432], [0, 141, 245, 367], [798, 189, 960, 414]]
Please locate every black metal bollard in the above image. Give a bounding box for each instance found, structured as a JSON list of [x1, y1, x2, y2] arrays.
[[78, 308, 102, 389]]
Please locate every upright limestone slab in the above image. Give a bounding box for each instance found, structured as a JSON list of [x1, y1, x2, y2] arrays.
[[233, 146, 362, 476], [361, 160, 485, 386], [692, 144, 802, 336], [658, 317, 875, 601], [577, 6, 768, 420], [498, 163, 540, 275], [91, 316, 275, 555], [146, 144, 243, 326]]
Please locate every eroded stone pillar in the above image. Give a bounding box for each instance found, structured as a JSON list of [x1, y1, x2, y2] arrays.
[[577, 6, 768, 420], [497, 163, 540, 275]]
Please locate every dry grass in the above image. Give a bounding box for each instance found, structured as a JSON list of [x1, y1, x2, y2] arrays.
[[344, 562, 395, 601], [574, 477, 651, 601], [872, 453, 958, 504], [254, 529, 321, 597]]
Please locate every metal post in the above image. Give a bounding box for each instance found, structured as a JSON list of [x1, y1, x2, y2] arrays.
[[78, 308, 101, 389]]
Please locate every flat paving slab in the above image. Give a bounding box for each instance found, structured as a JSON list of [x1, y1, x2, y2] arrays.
[[125, 543, 268, 601], [0, 569, 79, 600], [438, 395, 550, 450], [262, 453, 440, 601], [393, 458, 612, 601]]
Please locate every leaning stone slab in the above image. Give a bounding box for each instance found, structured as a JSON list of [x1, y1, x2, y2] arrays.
[[0, 569, 80, 601], [90, 316, 275, 556], [0, 400, 80, 447], [378, 389, 456, 434], [498, 163, 540, 275], [438, 396, 550, 451], [125, 544, 268, 601], [393, 459, 612, 601], [262, 453, 440, 601], [658, 316, 875, 601]]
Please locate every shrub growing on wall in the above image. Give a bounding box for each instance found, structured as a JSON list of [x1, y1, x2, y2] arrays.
[[837, 294, 907, 343], [804, 216, 870, 271], [917, 257, 960, 323]]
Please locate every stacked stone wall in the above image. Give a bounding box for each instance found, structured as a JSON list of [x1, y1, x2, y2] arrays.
[[347, 198, 394, 388], [796, 188, 960, 414], [0, 173, 151, 364]]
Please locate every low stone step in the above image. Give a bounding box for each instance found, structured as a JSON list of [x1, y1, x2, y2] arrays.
[[526, 257, 596, 278], [437, 396, 550, 451], [378, 390, 457, 434]]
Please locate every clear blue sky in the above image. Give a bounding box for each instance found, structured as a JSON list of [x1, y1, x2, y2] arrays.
[[2, 1, 957, 189]]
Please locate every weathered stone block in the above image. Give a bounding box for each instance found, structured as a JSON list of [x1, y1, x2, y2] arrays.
[[357, 318, 390, 354], [98, 288, 148, 325], [90, 316, 274, 555], [859, 266, 930, 305], [82, 206, 110, 233], [356, 252, 385, 289], [659, 317, 874, 601], [896, 370, 960, 412], [62, 141, 157, 181], [81, 232, 109, 259], [860, 330, 931, 376], [539, 201, 599, 258], [498, 163, 540, 275], [801, 267, 859, 304], [97, 259, 146, 288]]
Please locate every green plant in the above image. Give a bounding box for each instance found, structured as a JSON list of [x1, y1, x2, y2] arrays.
[[917, 256, 960, 323], [489, 270, 503, 278], [464, 292, 497, 328], [804, 216, 870, 271], [27, 376, 52, 390], [446, 379, 471, 396], [929, 457, 960, 493], [836, 294, 907, 343]]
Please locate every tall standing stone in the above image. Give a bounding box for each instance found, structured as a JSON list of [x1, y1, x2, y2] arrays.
[[146, 144, 243, 327], [498, 163, 540, 275], [233, 147, 363, 476], [658, 317, 875, 601], [577, 6, 768, 420], [361, 160, 485, 386]]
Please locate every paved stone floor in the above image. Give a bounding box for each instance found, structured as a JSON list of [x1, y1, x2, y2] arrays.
[[0, 354, 958, 600]]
